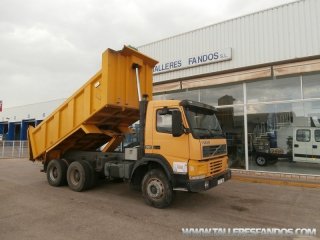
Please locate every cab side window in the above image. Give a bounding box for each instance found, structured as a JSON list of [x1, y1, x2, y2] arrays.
[[156, 108, 179, 134], [315, 130, 320, 142], [296, 129, 311, 142]]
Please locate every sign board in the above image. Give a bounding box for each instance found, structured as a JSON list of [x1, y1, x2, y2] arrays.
[[153, 48, 232, 74]]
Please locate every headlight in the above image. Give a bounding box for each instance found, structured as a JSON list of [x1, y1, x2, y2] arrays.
[[173, 162, 188, 174]]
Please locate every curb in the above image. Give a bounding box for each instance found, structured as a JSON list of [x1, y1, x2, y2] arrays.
[[230, 169, 320, 188], [231, 175, 320, 188]]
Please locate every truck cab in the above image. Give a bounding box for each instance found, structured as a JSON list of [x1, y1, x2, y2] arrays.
[[293, 127, 320, 163], [129, 99, 231, 207]]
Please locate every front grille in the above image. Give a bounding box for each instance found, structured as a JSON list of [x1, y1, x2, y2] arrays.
[[209, 159, 223, 175], [202, 145, 227, 158]]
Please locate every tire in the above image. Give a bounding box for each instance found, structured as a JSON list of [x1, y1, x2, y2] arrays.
[[46, 159, 68, 187], [141, 169, 174, 208], [67, 161, 91, 192], [255, 155, 267, 166], [82, 161, 97, 189]]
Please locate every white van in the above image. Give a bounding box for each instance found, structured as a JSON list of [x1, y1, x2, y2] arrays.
[[293, 127, 320, 164], [254, 127, 320, 166]]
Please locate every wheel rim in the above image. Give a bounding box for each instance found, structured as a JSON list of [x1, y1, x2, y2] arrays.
[[70, 169, 81, 185], [257, 156, 266, 165], [49, 166, 58, 181], [147, 178, 164, 199]]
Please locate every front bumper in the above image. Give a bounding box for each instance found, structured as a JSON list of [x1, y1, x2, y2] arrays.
[[187, 169, 232, 192]]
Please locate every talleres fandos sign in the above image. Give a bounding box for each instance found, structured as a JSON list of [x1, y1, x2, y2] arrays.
[[153, 48, 232, 74]]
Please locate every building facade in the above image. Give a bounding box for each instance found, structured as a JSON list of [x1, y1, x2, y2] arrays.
[[0, 99, 65, 141], [138, 0, 320, 175]]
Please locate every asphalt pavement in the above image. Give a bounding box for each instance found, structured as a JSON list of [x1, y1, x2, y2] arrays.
[[0, 158, 319, 240]]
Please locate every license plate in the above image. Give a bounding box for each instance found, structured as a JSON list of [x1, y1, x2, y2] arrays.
[[218, 178, 224, 185]]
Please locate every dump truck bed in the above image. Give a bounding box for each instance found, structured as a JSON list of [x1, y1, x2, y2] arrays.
[[28, 46, 157, 162]]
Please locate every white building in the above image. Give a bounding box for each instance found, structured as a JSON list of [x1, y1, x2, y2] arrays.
[[0, 99, 65, 141], [138, 0, 320, 175]]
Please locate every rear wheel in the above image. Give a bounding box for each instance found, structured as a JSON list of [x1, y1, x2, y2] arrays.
[[142, 169, 174, 208], [46, 159, 67, 187], [67, 161, 91, 192], [82, 161, 97, 189]]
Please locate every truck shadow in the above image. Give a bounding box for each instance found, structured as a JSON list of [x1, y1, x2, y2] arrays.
[[88, 180, 260, 213]]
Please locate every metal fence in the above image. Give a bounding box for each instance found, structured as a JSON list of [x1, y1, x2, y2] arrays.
[[0, 141, 29, 158]]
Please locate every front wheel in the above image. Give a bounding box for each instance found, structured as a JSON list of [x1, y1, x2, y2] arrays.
[[141, 169, 174, 208], [255, 155, 267, 166]]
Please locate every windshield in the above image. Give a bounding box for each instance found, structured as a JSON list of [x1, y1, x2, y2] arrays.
[[184, 106, 223, 139]]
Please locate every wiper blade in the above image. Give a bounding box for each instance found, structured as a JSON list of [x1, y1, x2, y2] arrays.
[[209, 129, 222, 134], [198, 134, 211, 139]]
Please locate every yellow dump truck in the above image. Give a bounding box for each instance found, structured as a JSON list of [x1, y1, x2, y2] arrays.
[[28, 46, 231, 208]]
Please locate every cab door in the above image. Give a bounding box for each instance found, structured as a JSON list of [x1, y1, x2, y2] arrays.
[[151, 107, 189, 172], [312, 129, 320, 163], [293, 128, 313, 162]]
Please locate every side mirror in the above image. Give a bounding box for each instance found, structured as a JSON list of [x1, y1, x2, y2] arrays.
[[172, 111, 184, 137]]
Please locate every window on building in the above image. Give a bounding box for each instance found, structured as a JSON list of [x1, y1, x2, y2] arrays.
[[201, 84, 243, 106], [303, 72, 320, 99], [247, 76, 301, 103], [216, 105, 245, 169], [153, 75, 320, 175]]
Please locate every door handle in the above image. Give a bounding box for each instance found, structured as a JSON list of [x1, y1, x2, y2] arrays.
[[294, 144, 299, 148], [313, 145, 317, 149]]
